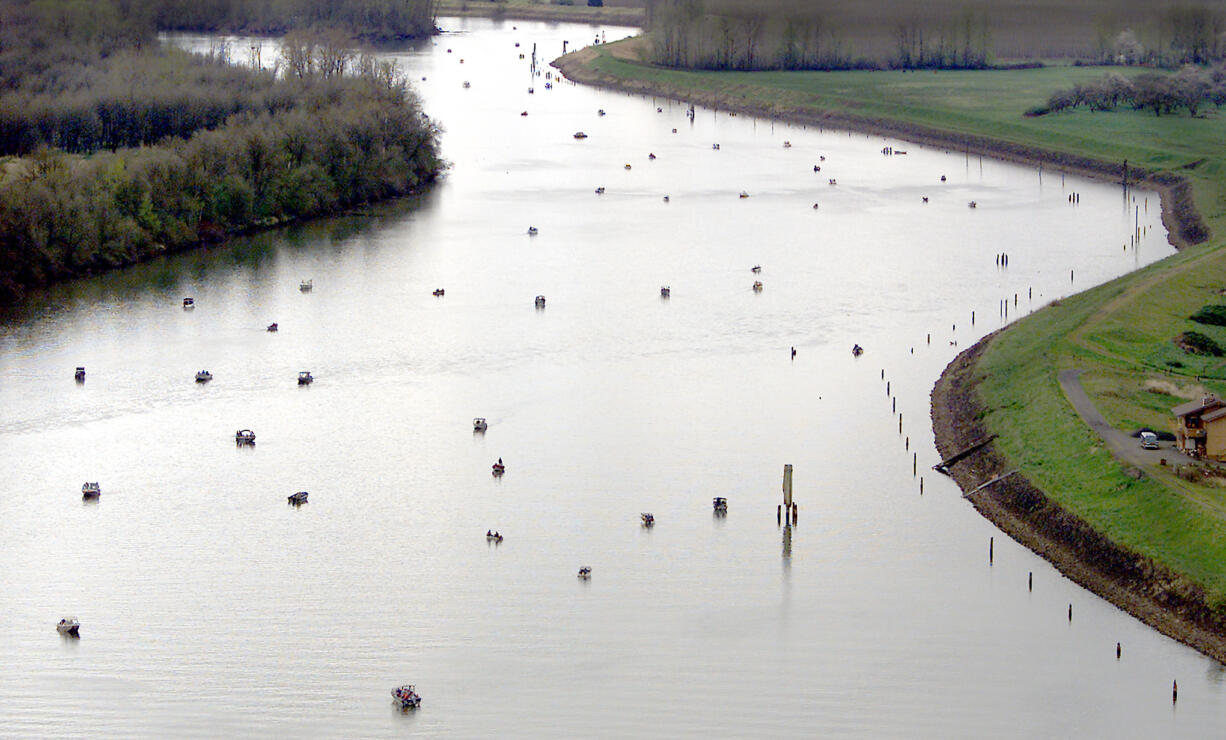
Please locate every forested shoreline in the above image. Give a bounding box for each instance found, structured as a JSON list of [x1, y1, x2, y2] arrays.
[[0, 0, 442, 305]]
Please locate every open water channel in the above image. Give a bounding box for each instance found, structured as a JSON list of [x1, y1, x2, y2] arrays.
[[0, 17, 1218, 738]]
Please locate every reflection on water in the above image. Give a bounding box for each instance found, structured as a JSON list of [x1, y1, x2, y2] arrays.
[[0, 17, 1220, 740]]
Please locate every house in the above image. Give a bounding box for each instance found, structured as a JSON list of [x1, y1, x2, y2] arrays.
[[1172, 396, 1226, 459]]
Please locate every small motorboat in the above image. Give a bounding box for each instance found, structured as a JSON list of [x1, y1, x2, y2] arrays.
[[662, 195, 670, 203], [712, 143, 720, 150], [940, 175, 947, 182], [597, 109, 606, 116], [624, 164, 632, 170], [572, 131, 587, 139], [648, 153, 656, 160], [182, 297, 194, 309], [660, 286, 670, 298], [82, 482, 100, 499], [783, 141, 792, 148], [463, 81, 471, 88], [828, 179, 837, 186], [392, 685, 422, 709], [577, 566, 592, 579], [641, 513, 655, 527], [738, 191, 749, 199], [922, 197, 929, 203], [433, 288, 445, 296], [527, 87, 534, 94], [299, 280, 312, 292], [713, 496, 728, 513], [486, 530, 504, 543], [235, 429, 256, 445], [657, 107, 663, 113], [752, 281, 763, 292], [473, 417, 488, 432], [521, 111, 528, 116], [74, 366, 86, 382], [595, 187, 605, 195], [288, 491, 308, 505], [852, 344, 864, 357], [57, 618, 80, 636], [812, 203, 820, 210], [545, 83, 552, 91], [492, 459, 506, 475], [195, 370, 213, 383], [671, 128, 677, 134], [535, 295, 546, 308], [528, 226, 539, 235], [298, 371, 313, 385], [968, 201, 978, 209], [267, 323, 278, 332], [751, 265, 762, 273]]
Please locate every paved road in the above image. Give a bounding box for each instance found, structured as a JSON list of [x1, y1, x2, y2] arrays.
[[1057, 369, 1191, 468]]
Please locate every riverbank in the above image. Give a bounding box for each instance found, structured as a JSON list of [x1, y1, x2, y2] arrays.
[[438, 0, 643, 26], [556, 37, 1226, 660]]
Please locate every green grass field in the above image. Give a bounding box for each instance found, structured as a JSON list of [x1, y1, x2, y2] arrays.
[[574, 40, 1226, 603]]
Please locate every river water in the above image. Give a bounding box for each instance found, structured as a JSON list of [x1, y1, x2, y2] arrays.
[[0, 17, 1214, 738]]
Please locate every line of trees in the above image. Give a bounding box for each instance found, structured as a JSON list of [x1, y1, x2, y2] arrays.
[[1041, 65, 1226, 116], [152, 0, 440, 40], [644, 0, 1226, 71], [0, 0, 441, 304]]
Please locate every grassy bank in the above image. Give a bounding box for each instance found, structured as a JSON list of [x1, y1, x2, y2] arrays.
[[438, 0, 644, 26], [559, 40, 1226, 612]]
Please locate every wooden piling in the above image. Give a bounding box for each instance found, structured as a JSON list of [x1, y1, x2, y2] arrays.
[[1173, 679, 1178, 703], [1068, 603, 1073, 622], [1116, 642, 1121, 659], [971, 310, 975, 325], [782, 464, 793, 512], [1028, 572, 1032, 591], [919, 476, 924, 494], [905, 436, 909, 450], [892, 397, 896, 413], [912, 452, 917, 475], [989, 536, 993, 564]]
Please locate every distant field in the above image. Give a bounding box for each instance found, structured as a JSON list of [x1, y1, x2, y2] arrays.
[[565, 37, 1226, 603]]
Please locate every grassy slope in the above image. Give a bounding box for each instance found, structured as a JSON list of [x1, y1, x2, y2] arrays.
[[576, 40, 1226, 601]]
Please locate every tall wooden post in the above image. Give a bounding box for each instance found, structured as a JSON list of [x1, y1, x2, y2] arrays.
[[783, 464, 793, 523]]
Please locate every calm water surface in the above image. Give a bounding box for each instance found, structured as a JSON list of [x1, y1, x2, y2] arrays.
[[1, 18, 1216, 738]]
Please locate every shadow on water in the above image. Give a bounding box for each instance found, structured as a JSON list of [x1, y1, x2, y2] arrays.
[[0, 191, 437, 332]]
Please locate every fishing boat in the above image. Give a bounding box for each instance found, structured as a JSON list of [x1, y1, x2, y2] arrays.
[[492, 460, 506, 475], [660, 286, 670, 298], [433, 288, 445, 296], [597, 109, 606, 116], [783, 141, 792, 148], [298, 371, 313, 385], [288, 491, 308, 505], [267, 323, 278, 332], [182, 297, 195, 309], [195, 370, 213, 383], [739, 191, 749, 199], [852, 344, 864, 357], [82, 482, 100, 499], [299, 279, 313, 292], [74, 366, 86, 382], [595, 187, 605, 194], [235, 429, 256, 445], [663, 195, 670, 202], [462, 81, 471, 88], [527, 226, 539, 235], [577, 566, 592, 579], [535, 295, 546, 308], [713, 496, 728, 513], [57, 618, 80, 636], [391, 685, 422, 709], [624, 164, 632, 170], [828, 179, 837, 186], [641, 513, 655, 527], [968, 201, 978, 209], [751, 265, 761, 273], [473, 417, 488, 432], [711, 143, 720, 150], [486, 531, 504, 543], [648, 153, 656, 160], [572, 131, 587, 139], [752, 281, 763, 292]]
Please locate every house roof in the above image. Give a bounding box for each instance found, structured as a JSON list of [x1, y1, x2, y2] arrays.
[[1203, 406, 1226, 423], [1173, 396, 1224, 418]]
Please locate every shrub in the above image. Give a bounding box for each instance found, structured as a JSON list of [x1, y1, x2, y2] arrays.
[[1174, 331, 1224, 356], [1190, 305, 1226, 326]]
